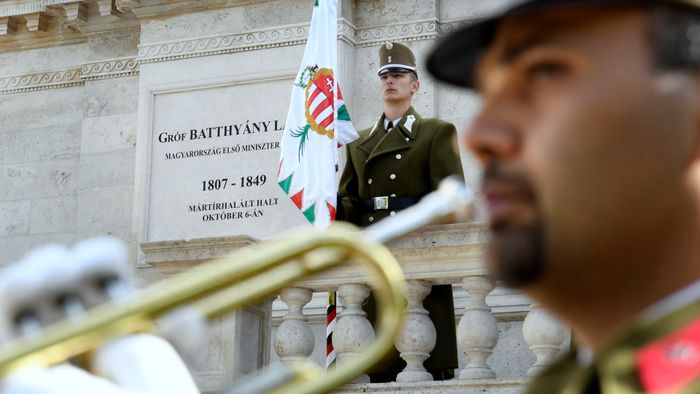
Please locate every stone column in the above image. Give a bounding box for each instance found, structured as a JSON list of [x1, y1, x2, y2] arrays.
[[395, 279, 436, 382], [523, 303, 566, 377], [457, 276, 498, 380], [274, 287, 314, 363], [333, 284, 374, 384]]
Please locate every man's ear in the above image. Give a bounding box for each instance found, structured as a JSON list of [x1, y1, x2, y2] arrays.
[[412, 79, 420, 94]]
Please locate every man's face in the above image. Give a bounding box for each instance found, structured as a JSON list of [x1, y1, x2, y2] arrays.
[[466, 7, 696, 289], [380, 71, 419, 103]]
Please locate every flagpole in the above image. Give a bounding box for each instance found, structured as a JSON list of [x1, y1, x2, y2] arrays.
[[327, 0, 340, 371], [321, 0, 340, 369], [326, 290, 337, 369]]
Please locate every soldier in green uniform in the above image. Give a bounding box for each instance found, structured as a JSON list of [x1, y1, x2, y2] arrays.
[[338, 42, 464, 382], [428, 0, 700, 393]]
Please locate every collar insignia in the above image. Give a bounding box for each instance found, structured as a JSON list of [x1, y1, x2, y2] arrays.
[[405, 115, 416, 133]]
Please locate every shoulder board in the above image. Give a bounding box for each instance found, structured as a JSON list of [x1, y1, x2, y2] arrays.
[[636, 316, 700, 393], [422, 118, 452, 128]]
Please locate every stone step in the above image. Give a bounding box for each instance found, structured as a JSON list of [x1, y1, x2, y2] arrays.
[[334, 379, 526, 394]]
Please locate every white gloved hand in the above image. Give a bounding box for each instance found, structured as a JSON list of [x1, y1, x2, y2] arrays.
[[1, 364, 137, 394], [0, 334, 201, 394], [93, 334, 200, 394], [0, 238, 201, 394]]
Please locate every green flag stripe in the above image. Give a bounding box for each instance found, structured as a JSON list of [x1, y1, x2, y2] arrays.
[[303, 204, 315, 223], [337, 104, 351, 121], [278, 174, 293, 194]]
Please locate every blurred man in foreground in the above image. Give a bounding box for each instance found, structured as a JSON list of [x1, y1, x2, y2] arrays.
[[428, 0, 700, 392]]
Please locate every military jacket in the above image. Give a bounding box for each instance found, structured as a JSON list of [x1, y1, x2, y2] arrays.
[[338, 106, 463, 226], [526, 299, 700, 394]]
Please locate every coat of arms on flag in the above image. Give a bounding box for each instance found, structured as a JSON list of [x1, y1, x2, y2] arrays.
[[278, 0, 358, 229]]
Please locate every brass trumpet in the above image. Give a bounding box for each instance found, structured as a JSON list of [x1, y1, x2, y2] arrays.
[[0, 177, 472, 394]]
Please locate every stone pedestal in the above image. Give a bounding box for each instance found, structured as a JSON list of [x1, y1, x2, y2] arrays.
[[140, 236, 271, 392]]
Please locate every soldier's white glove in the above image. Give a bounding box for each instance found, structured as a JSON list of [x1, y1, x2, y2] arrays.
[[0, 238, 200, 394]]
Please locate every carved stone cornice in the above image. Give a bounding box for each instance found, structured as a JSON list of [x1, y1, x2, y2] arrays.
[[0, 56, 140, 94], [354, 19, 439, 47], [0, 67, 83, 94], [139, 235, 258, 272], [337, 17, 356, 46], [135, 18, 465, 65], [80, 56, 138, 80], [136, 22, 309, 64], [0, 18, 473, 94], [437, 19, 471, 36]]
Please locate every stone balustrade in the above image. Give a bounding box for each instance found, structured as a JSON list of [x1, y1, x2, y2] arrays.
[[141, 222, 570, 393], [270, 222, 570, 393]]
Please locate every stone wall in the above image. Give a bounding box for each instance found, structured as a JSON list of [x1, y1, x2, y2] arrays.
[[0, 27, 139, 266], [0, 0, 500, 266]]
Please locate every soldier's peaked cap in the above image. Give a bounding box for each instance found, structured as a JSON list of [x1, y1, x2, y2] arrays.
[[378, 42, 418, 76], [427, 0, 700, 88]]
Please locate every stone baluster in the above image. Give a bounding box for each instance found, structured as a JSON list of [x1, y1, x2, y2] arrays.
[[274, 287, 314, 363], [334, 284, 374, 384], [523, 303, 566, 377], [395, 280, 436, 382], [457, 275, 498, 380]]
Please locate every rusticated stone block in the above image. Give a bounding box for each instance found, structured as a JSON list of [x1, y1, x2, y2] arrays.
[[81, 113, 137, 154], [0, 123, 80, 166], [29, 196, 78, 235], [0, 200, 30, 237], [0, 87, 84, 130], [0, 43, 87, 77], [243, 0, 311, 30], [140, 7, 246, 44], [0, 232, 77, 267], [87, 29, 139, 61], [76, 185, 133, 238], [354, 0, 436, 28], [438, 0, 513, 21], [78, 149, 135, 189], [84, 76, 138, 117], [0, 159, 78, 201]]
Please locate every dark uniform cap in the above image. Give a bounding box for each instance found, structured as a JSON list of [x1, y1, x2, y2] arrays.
[[378, 42, 418, 76], [426, 0, 700, 88]]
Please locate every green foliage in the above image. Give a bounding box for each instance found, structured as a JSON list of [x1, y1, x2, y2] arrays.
[[290, 124, 311, 159]]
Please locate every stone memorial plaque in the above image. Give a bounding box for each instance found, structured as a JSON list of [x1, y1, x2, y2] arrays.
[[146, 79, 310, 241]]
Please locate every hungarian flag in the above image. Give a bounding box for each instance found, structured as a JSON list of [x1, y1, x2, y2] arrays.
[[277, 0, 358, 229]]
